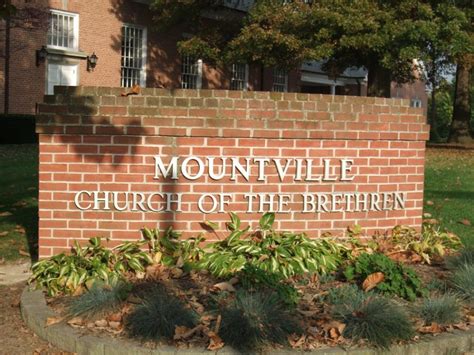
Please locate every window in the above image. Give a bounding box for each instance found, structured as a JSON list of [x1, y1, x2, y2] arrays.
[[121, 24, 147, 87], [411, 99, 422, 108], [230, 63, 248, 90], [47, 10, 79, 50], [272, 68, 288, 92], [181, 56, 202, 89]]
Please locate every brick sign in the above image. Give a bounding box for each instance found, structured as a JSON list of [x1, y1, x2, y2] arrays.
[[37, 87, 429, 257]]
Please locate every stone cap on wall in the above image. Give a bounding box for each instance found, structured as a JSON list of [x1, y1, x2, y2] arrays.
[[36, 86, 429, 142]]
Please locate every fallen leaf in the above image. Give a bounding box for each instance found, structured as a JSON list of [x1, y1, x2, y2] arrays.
[[174, 325, 203, 340], [288, 334, 306, 348], [0, 212, 12, 217], [170, 268, 184, 279], [0, 231, 8, 237], [18, 249, 30, 257], [459, 219, 471, 226], [108, 321, 121, 330], [107, 312, 122, 323], [452, 323, 469, 331], [207, 331, 224, 351], [45, 316, 63, 327], [94, 319, 108, 328], [15, 227, 26, 234], [329, 327, 340, 339], [211, 282, 236, 292], [418, 322, 443, 334], [67, 317, 84, 327], [362, 272, 385, 292], [423, 213, 432, 218], [135, 271, 145, 280], [426, 200, 434, 206], [424, 219, 439, 225]]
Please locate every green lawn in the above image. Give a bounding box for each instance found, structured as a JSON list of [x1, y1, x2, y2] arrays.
[[0, 145, 38, 261], [0, 145, 472, 262], [424, 148, 474, 247]]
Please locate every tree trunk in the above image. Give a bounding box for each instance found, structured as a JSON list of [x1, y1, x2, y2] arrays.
[[448, 55, 473, 143], [3, 1, 10, 114], [367, 60, 392, 98]]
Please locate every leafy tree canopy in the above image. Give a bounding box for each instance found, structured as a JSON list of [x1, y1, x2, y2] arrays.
[[150, 1, 472, 96]]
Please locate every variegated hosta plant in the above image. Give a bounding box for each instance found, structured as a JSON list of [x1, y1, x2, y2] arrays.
[[391, 223, 462, 264], [199, 212, 348, 278], [30, 237, 153, 296]]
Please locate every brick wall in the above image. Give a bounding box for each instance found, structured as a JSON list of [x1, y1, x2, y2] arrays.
[[36, 86, 429, 257]]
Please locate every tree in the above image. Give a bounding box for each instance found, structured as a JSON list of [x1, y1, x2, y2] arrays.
[[1, 1, 48, 113], [449, 54, 473, 143], [447, 0, 474, 143]]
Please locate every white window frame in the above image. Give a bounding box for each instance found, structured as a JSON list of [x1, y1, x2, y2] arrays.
[[120, 24, 147, 87], [47, 9, 79, 51], [230, 63, 249, 91], [181, 56, 202, 89], [411, 98, 422, 108], [272, 67, 288, 92]]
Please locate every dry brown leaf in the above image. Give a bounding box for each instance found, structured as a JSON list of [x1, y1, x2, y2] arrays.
[[15, 227, 26, 234], [45, 316, 63, 327], [207, 331, 224, 351], [452, 323, 469, 331], [174, 325, 203, 340], [18, 249, 30, 257], [418, 322, 443, 334], [94, 319, 108, 328], [288, 334, 306, 348], [108, 321, 121, 330], [387, 251, 410, 263], [425, 219, 439, 225], [0, 211, 12, 217], [107, 312, 122, 323], [135, 271, 145, 280], [467, 315, 474, 324], [426, 200, 435, 206], [0, 231, 8, 237], [329, 327, 340, 339], [211, 282, 236, 292], [459, 219, 471, 226], [362, 272, 385, 291], [170, 268, 184, 279], [67, 317, 84, 327]]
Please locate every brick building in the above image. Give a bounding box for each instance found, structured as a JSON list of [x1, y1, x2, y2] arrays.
[[0, 0, 428, 115]]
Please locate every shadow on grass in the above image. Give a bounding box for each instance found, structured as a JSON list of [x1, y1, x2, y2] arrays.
[[0, 144, 39, 262], [425, 190, 474, 201]]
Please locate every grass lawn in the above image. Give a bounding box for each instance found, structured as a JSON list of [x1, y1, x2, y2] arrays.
[[424, 148, 474, 247], [0, 145, 38, 261], [0, 145, 472, 262]]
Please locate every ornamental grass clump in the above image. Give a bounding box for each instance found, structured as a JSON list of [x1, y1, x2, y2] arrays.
[[418, 293, 461, 325], [325, 284, 367, 306], [126, 285, 198, 341], [219, 290, 301, 352], [68, 281, 131, 319], [333, 296, 414, 349], [450, 263, 474, 304], [446, 246, 474, 270]]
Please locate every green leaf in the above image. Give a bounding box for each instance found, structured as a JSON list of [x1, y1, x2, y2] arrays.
[[259, 212, 275, 231]]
